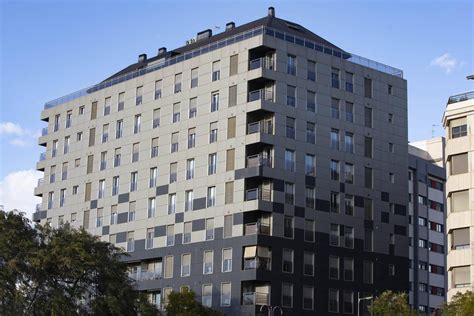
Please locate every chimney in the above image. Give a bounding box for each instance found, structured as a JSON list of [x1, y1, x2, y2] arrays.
[[196, 29, 212, 41], [268, 6, 275, 17], [138, 54, 147, 63], [225, 22, 235, 31], [158, 47, 167, 55]]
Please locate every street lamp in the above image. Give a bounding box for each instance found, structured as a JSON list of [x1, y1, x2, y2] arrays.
[[357, 292, 373, 316], [260, 304, 283, 316]]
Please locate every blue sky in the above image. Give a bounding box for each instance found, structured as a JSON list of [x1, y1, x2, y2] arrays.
[[0, 0, 473, 214]]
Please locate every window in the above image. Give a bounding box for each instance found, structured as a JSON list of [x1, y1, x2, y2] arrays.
[[345, 132, 354, 153], [303, 286, 314, 310], [307, 90, 316, 112], [212, 61, 220, 81], [103, 97, 111, 116], [132, 143, 139, 162], [343, 291, 354, 314], [72, 185, 78, 195], [174, 73, 182, 93], [281, 283, 293, 308], [207, 186, 216, 207], [226, 149, 235, 171], [450, 153, 468, 175], [451, 117, 467, 138], [330, 160, 340, 181], [208, 153, 217, 175], [153, 108, 160, 128], [98, 179, 105, 199], [224, 215, 232, 238], [227, 116, 236, 138], [228, 85, 237, 107], [190, 68, 198, 88], [189, 97, 197, 118], [307, 60, 316, 81], [148, 198, 156, 218], [331, 98, 340, 119], [130, 171, 138, 192], [331, 192, 340, 213], [64, 136, 70, 153], [452, 227, 470, 249], [388, 84, 393, 95], [345, 163, 354, 184], [343, 226, 354, 248], [388, 113, 394, 123], [209, 122, 218, 143], [287, 54, 296, 75], [450, 190, 469, 212], [59, 189, 66, 207], [168, 193, 176, 214], [284, 216, 294, 239], [187, 128, 196, 149], [115, 120, 123, 139], [389, 142, 394, 153], [330, 129, 340, 149], [345, 101, 354, 123], [365, 137, 373, 158], [328, 289, 339, 313], [286, 117, 295, 139], [206, 218, 214, 240], [225, 181, 234, 204], [365, 167, 373, 189], [389, 172, 395, 183], [305, 154, 316, 176], [146, 228, 154, 249], [389, 264, 395, 276], [419, 238, 427, 248], [112, 176, 119, 195], [222, 248, 232, 272], [95, 208, 103, 227], [79, 105, 85, 115], [185, 190, 193, 211], [65, 110, 72, 127], [363, 261, 373, 284], [166, 225, 175, 246], [345, 195, 354, 216], [364, 77, 372, 98], [126, 231, 134, 252], [364, 107, 373, 128], [114, 148, 121, 167], [287, 85, 296, 107], [152, 80, 162, 100], [345, 72, 354, 92], [132, 115, 141, 134], [330, 224, 340, 246], [186, 158, 195, 180], [172, 103, 180, 123], [76, 132, 82, 141], [52, 139, 58, 157], [202, 284, 213, 307], [331, 68, 340, 89], [285, 182, 294, 205], [304, 219, 315, 242], [171, 132, 179, 153], [229, 54, 238, 76], [285, 149, 295, 171], [344, 258, 354, 281], [180, 254, 191, 277], [282, 249, 294, 273], [306, 186, 315, 208], [302, 122, 316, 146], [183, 222, 192, 244], [429, 178, 443, 191], [221, 283, 231, 306], [452, 266, 470, 288], [150, 137, 159, 158], [418, 195, 427, 205], [203, 250, 213, 274], [164, 255, 173, 278], [135, 86, 143, 105], [53, 114, 60, 131], [304, 252, 314, 276]]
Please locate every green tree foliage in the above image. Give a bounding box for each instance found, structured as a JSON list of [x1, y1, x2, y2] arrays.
[[440, 291, 474, 316], [368, 291, 415, 316], [0, 210, 159, 315], [165, 290, 223, 316]]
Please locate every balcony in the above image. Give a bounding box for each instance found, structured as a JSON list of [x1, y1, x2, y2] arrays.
[[41, 127, 48, 136], [244, 222, 270, 236], [248, 89, 274, 103], [245, 188, 271, 202], [39, 152, 46, 161], [129, 270, 162, 282], [246, 154, 272, 168], [448, 91, 474, 105], [249, 57, 274, 71], [247, 121, 273, 135], [242, 292, 269, 306]]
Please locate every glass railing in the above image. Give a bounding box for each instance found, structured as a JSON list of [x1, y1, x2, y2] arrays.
[[448, 91, 474, 104], [244, 222, 271, 236], [245, 188, 271, 201], [39, 152, 46, 161], [249, 57, 274, 71], [44, 25, 402, 109], [37, 178, 44, 186], [35, 204, 41, 212], [247, 121, 273, 135], [41, 127, 48, 136], [248, 89, 274, 102], [129, 270, 162, 281], [246, 154, 272, 168], [242, 292, 269, 305]]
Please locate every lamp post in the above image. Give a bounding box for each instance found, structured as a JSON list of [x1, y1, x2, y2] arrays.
[[260, 304, 283, 316], [357, 292, 373, 316]]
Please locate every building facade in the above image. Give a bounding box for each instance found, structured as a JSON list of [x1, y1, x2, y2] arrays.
[[408, 139, 447, 314], [443, 90, 474, 301], [34, 7, 409, 315]]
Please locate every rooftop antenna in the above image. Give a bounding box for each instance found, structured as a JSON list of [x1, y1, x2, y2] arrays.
[[431, 124, 440, 138]]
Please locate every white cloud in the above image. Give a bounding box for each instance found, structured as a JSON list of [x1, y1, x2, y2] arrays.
[[0, 169, 42, 220], [0, 121, 39, 147], [430, 53, 461, 73]]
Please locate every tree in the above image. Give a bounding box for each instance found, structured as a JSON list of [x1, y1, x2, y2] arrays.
[[0, 210, 159, 315], [368, 291, 414, 316], [165, 290, 223, 316], [440, 291, 474, 316]]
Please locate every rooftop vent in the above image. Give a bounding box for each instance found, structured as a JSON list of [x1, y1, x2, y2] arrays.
[[226, 22, 235, 31], [138, 54, 147, 63], [268, 7, 275, 17], [197, 29, 212, 41], [158, 47, 167, 55]]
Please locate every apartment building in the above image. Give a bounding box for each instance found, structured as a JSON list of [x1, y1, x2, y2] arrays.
[[408, 139, 446, 314], [443, 90, 474, 301], [34, 7, 409, 315]]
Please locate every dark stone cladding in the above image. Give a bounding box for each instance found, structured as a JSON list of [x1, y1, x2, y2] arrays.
[[122, 230, 408, 316]]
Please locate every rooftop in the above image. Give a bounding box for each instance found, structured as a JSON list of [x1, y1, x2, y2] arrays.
[[43, 7, 404, 109], [447, 91, 474, 105]]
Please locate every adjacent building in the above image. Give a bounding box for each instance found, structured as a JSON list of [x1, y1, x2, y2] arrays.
[[34, 7, 409, 315], [443, 90, 474, 301], [408, 138, 447, 314]]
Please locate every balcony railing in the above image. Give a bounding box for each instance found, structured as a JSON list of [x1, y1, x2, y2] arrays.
[[249, 57, 274, 71], [244, 222, 271, 236], [448, 91, 474, 104], [39, 152, 46, 161], [247, 121, 273, 135], [245, 188, 271, 201], [246, 154, 272, 168], [37, 178, 44, 186], [129, 270, 162, 281], [41, 127, 48, 136], [248, 89, 274, 102], [242, 292, 269, 306], [35, 203, 41, 212]]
